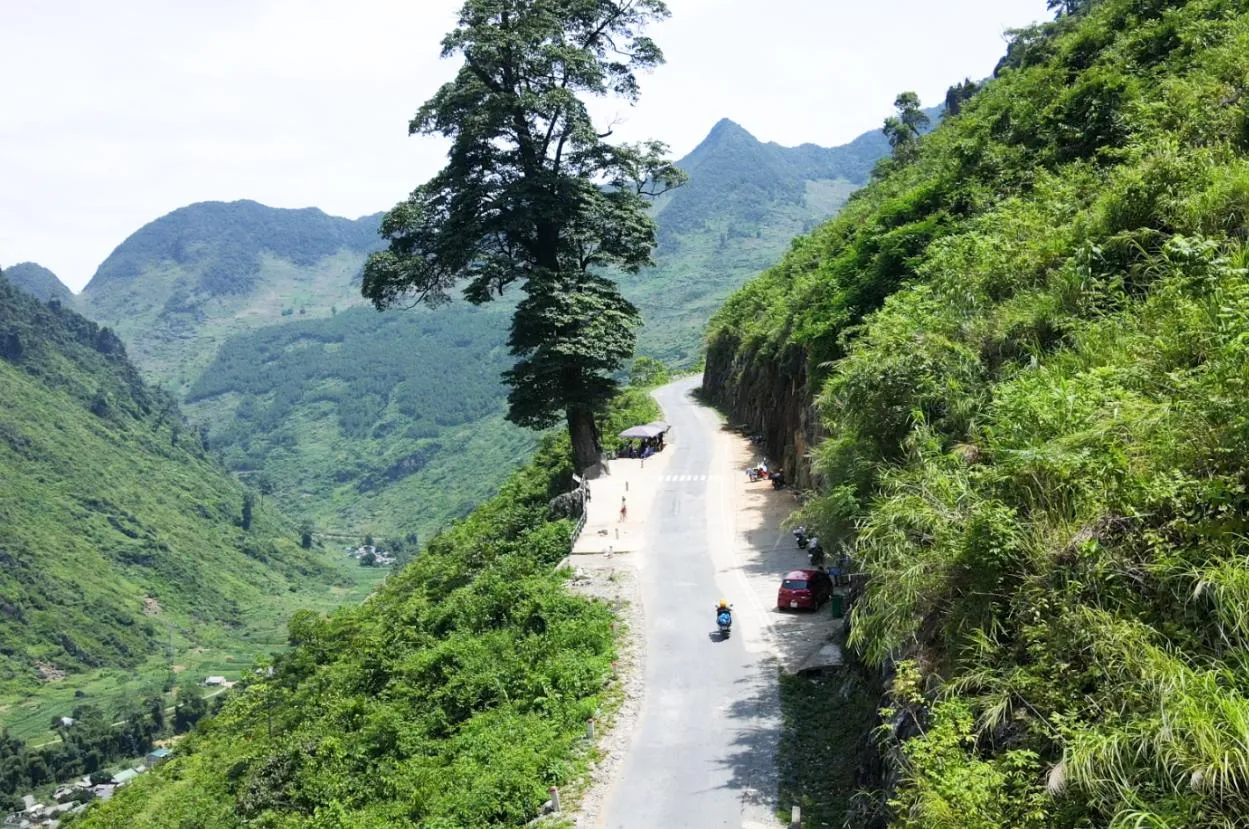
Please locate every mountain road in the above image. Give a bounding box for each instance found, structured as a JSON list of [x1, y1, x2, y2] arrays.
[[597, 377, 783, 829]]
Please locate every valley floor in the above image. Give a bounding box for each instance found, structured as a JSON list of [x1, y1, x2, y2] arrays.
[[0, 556, 384, 746]]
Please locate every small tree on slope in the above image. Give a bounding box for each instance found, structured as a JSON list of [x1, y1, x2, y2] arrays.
[[362, 0, 685, 473]]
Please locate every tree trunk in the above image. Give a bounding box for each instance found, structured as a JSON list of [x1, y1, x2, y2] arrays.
[[566, 407, 602, 476]]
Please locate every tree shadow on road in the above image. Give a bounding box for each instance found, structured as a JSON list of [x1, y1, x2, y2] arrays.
[[709, 659, 888, 829], [710, 661, 784, 819], [774, 666, 888, 829]]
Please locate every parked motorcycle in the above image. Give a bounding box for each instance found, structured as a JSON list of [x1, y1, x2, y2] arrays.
[[808, 537, 825, 567], [716, 605, 733, 638], [793, 526, 809, 549], [771, 471, 785, 490]]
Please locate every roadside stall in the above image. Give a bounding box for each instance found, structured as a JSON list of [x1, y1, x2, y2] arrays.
[[618, 424, 667, 458]]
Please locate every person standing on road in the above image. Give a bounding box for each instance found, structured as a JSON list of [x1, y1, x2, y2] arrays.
[[619, 496, 628, 522]]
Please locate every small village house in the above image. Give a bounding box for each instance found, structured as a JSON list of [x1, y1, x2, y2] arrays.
[[146, 747, 172, 767]]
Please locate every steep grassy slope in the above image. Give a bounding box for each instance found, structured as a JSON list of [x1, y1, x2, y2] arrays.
[[2, 262, 75, 306], [75, 391, 660, 829], [705, 1, 1249, 826], [0, 274, 378, 740]]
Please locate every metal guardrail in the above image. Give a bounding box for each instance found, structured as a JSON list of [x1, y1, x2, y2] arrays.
[[568, 475, 589, 546], [571, 510, 587, 546]]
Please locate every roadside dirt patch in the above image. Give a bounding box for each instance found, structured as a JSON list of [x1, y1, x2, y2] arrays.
[[574, 450, 676, 555], [142, 596, 162, 615], [36, 662, 66, 682], [724, 429, 845, 674]]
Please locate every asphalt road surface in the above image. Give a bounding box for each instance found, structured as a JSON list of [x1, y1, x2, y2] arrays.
[[599, 378, 780, 829]]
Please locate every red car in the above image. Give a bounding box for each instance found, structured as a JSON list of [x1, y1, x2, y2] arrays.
[[777, 569, 832, 611]]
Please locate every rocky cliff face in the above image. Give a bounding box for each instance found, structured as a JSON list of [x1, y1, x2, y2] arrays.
[[702, 334, 820, 489]]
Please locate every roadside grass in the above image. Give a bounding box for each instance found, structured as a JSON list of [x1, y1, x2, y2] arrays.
[[776, 669, 881, 828], [547, 589, 633, 820]]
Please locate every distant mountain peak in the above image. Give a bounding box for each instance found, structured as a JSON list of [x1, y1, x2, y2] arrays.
[[83, 199, 384, 297], [707, 117, 754, 138], [690, 118, 762, 156], [2, 261, 75, 304]]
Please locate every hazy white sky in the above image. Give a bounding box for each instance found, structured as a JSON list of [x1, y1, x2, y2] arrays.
[[1, 0, 1051, 291]]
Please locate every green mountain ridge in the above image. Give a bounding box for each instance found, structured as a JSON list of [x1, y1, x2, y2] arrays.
[[653, 116, 893, 239], [629, 112, 938, 362], [84, 199, 383, 296], [80, 200, 384, 392], [2, 262, 75, 306], [76, 116, 903, 537], [0, 272, 379, 740]]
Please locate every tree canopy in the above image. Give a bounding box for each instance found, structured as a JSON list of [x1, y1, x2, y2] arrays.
[[362, 0, 685, 471], [882, 91, 930, 161]]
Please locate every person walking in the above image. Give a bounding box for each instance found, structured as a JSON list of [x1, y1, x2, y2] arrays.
[[619, 496, 628, 522]]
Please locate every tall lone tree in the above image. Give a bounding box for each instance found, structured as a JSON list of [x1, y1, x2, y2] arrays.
[[363, 0, 685, 473], [882, 91, 930, 161], [1047, 0, 1090, 16]]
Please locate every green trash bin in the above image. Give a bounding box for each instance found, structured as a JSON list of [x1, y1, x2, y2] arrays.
[[830, 593, 844, 619]]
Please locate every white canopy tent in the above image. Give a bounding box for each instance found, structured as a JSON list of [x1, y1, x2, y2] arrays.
[[619, 424, 665, 439]]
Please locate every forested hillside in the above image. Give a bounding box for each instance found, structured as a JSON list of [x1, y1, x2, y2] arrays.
[[80, 200, 384, 391], [2, 262, 74, 306], [627, 116, 930, 363], [705, 0, 1249, 825], [74, 117, 900, 537], [0, 273, 374, 742], [74, 392, 659, 829], [186, 301, 530, 538], [76, 201, 528, 537]]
